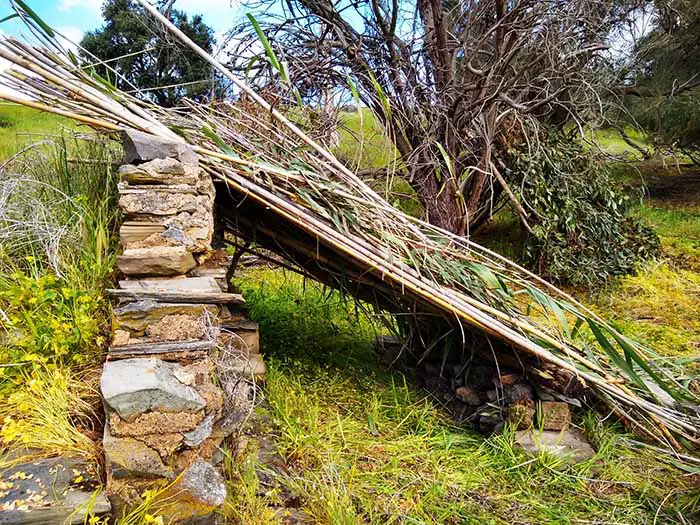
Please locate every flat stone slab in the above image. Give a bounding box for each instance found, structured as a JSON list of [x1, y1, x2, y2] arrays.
[[118, 277, 221, 294], [0, 456, 110, 524], [515, 428, 595, 463], [117, 246, 197, 276], [122, 129, 198, 166], [101, 358, 206, 421], [107, 340, 215, 360]]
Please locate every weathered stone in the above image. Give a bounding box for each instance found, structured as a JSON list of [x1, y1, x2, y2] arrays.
[[537, 401, 571, 431], [119, 158, 201, 186], [112, 329, 131, 347], [122, 129, 198, 166], [183, 415, 214, 447], [109, 410, 203, 437], [136, 433, 184, 460], [145, 314, 205, 342], [455, 386, 481, 405], [197, 383, 224, 420], [119, 189, 204, 217], [224, 353, 266, 381], [505, 400, 535, 430], [118, 277, 221, 294], [0, 457, 110, 524], [515, 428, 595, 463], [220, 321, 260, 355], [104, 426, 172, 479], [120, 221, 166, 246], [157, 459, 226, 523], [112, 300, 216, 336], [101, 358, 206, 421], [117, 246, 197, 276], [503, 382, 534, 404]]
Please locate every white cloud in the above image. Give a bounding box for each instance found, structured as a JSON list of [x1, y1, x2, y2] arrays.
[[56, 25, 84, 46], [58, 0, 103, 15]]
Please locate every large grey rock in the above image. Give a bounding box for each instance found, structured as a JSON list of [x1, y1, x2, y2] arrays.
[[0, 456, 110, 524], [515, 428, 595, 463], [104, 426, 172, 479], [122, 129, 198, 166], [101, 358, 206, 421]]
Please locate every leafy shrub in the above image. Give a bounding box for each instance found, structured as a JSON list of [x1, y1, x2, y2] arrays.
[[0, 265, 104, 391], [505, 134, 660, 286]]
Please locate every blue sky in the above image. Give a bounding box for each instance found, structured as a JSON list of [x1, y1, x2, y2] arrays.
[[0, 0, 242, 44]]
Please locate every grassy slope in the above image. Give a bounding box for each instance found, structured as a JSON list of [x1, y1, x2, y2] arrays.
[[0, 104, 71, 160]]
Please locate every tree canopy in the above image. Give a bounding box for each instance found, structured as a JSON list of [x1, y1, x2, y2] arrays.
[[81, 0, 216, 107]]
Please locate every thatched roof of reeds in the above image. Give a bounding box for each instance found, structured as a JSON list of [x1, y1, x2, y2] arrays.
[[1, 0, 698, 456]]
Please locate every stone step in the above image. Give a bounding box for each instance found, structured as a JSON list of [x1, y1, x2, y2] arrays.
[[107, 340, 215, 360], [118, 276, 221, 293], [108, 289, 245, 306]]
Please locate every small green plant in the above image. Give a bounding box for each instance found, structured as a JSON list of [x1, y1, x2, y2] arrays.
[[0, 264, 104, 387]]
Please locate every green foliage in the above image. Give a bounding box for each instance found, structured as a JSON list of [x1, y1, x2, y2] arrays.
[[0, 267, 104, 385], [0, 111, 119, 390], [506, 135, 660, 286], [80, 0, 216, 107]]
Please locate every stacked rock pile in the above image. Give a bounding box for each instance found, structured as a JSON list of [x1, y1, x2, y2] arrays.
[[100, 131, 265, 522]]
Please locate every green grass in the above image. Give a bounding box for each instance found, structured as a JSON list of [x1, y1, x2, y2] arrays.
[[0, 104, 72, 160], [225, 268, 699, 524]]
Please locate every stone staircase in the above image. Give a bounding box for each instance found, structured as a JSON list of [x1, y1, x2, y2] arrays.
[[100, 131, 264, 522]]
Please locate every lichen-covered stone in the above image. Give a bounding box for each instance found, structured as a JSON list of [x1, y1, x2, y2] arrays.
[[108, 410, 203, 437], [119, 158, 200, 186], [515, 428, 595, 463], [158, 459, 226, 523], [104, 426, 172, 479], [112, 300, 216, 336], [119, 189, 203, 217], [536, 401, 571, 431], [0, 457, 110, 524], [136, 433, 184, 460], [117, 246, 197, 276], [101, 358, 206, 421]]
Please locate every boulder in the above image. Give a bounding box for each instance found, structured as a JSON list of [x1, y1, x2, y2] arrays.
[[515, 428, 595, 464], [101, 358, 206, 421]]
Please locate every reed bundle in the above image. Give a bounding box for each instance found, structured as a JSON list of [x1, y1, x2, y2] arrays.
[[1, 0, 698, 455]]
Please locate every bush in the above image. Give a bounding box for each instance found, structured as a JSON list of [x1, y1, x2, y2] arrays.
[[0, 266, 104, 389], [505, 133, 660, 287]]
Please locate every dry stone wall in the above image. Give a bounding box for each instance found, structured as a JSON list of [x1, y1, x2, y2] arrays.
[[101, 131, 264, 522]]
